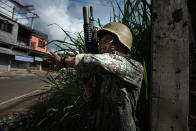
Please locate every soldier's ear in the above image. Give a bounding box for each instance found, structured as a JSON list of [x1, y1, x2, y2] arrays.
[[115, 42, 129, 54]]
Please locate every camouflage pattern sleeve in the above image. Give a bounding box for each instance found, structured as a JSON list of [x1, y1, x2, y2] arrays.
[[75, 53, 144, 87]]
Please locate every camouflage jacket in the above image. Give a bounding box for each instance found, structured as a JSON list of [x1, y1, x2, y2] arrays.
[[75, 53, 144, 131]]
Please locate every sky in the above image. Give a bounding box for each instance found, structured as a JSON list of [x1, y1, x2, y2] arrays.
[[0, 0, 123, 51]]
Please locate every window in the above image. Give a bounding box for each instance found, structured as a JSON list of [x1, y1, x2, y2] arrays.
[[38, 40, 45, 48], [31, 42, 36, 48], [0, 19, 13, 33]]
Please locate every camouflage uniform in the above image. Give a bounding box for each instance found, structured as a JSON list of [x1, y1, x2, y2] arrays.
[[75, 53, 144, 131]]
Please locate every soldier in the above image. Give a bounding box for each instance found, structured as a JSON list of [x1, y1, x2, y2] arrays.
[[46, 22, 144, 131]]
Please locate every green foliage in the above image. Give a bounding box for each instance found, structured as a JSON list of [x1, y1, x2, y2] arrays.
[[97, 18, 103, 28], [143, 60, 149, 101], [31, 69, 88, 131], [47, 23, 85, 54]]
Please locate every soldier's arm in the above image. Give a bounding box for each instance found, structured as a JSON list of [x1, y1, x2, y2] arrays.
[[64, 53, 144, 87]]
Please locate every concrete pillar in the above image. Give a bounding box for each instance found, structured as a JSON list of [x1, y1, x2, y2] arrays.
[[40, 62, 42, 70], [31, 17, 34, 29], [151, 0, 189, 130], [12, 7, 15, 20], [8, 56, 11, 71]]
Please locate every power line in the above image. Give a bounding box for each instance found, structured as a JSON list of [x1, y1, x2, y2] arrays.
[[0, 0, 13, 8], [0, 10, 12, 17], [1, 0, 39, 18], [0, 5, 22, 17], [0, 5, 13, 13]]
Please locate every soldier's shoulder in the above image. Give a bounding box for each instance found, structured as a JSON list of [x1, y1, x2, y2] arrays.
[[129, 58, 143, 68]]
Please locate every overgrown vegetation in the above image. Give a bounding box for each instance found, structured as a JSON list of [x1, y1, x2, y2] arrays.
[[31, 0, 151, 130], [30, 70, 89, 131]]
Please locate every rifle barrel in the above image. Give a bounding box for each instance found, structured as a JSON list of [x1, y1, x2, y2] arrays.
[[90, 6, 94, 20], [83, 6, 89, 24]]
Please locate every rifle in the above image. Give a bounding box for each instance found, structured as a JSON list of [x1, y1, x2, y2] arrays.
[[82, 6, 98, 97], [83, 6, 98, 54]]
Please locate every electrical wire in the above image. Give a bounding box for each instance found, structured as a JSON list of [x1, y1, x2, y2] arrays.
[[0, 0, 13, 8], [0, 6, 21, 17], [0, 0, 38, 18], [16, 16, 34, 19], [0, 10, 12, 17], [0, 5, 12, 13]]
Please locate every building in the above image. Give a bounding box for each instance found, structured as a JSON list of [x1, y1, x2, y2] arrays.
[[0, 13, 48, 71]]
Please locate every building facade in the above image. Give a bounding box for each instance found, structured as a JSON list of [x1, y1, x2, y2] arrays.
[[0, 13, 48, 71]]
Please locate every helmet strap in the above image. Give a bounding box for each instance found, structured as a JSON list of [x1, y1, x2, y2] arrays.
[[111, 44, 115, 54], [111, 41, 127, 57]]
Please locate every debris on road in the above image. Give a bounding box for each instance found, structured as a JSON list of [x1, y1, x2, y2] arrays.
[[0, 111, 34, 131]]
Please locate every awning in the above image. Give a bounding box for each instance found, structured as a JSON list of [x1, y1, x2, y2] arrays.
[[35, 56, 43, 62], [15, 55, 34, 63], [12, 50, 28, 56], [0, 47, 13, 55]]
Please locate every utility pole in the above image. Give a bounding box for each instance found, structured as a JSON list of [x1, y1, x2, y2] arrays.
[[8, 0, 39, 28], [31, 17, 34, 29], [151, 0, 189, 131], [12, 7, 15, 20]]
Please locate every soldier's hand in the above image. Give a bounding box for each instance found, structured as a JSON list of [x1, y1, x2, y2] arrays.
[[45, 51, 62, 71]]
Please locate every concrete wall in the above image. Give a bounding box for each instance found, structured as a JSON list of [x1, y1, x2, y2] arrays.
[[31, 35, 47, 53], [0, 15, 46, 71], [188, 0, 196, 130], [151, 0, 189, 130], [0, 15, 18, 45]]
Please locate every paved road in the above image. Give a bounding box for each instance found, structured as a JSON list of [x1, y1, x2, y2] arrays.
[[0, 75, 49, 103]]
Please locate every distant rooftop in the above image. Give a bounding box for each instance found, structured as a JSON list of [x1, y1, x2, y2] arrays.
[[33, 30, 48, 41], [0, 12, 48, 41], [0, 12, 17, 23]]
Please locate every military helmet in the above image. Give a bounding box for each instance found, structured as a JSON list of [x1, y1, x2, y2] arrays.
[[97, 22, 133, 51]]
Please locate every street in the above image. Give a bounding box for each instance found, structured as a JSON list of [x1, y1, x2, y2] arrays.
[[0, 76, 48, 103], [0, 71, 50, 110]]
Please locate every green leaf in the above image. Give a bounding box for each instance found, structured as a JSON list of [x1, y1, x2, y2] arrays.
[[63, 105, 74, 112], [48, 23, 78, 45], [109, 1, 116, 22], [47, 108, 58, 112], [49, 40, 76, 47], [61, 112, 71, 121], [97, 18, 103, 28], [143, 60, 149, 101], [71, 114, 80, 118], [73, 96, 80, 105], [114, 0, 124, 16], [47, 72, 60, 89], [37, 117, 47, 126], [133, 115, 139, 122]]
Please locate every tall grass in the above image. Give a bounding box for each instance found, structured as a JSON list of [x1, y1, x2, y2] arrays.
[[31, 69, 88, 131]]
